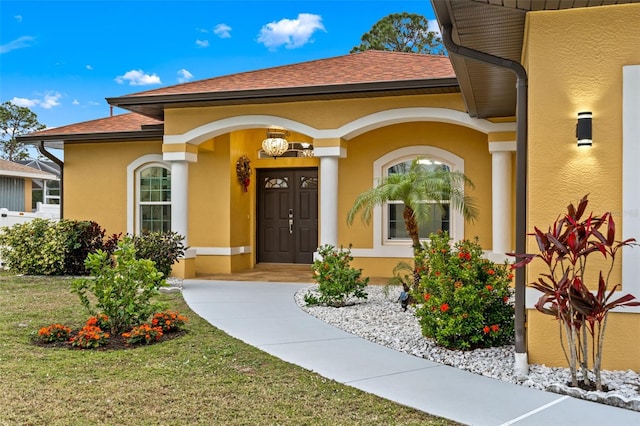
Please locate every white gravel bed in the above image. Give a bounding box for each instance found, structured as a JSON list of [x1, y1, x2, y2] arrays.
[[295, 284, 640, 412]]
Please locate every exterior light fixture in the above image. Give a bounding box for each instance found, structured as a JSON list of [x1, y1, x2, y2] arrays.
[[576, 112, 593, 147], [262, 128, 289, 158], [298, 142, 314, 157]]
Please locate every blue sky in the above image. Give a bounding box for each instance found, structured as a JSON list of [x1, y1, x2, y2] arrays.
[[1, 0, 438, 130]]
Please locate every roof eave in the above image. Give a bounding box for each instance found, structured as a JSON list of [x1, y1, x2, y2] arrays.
[[107, 78, 460, 119], [17, 129, 165, 144]]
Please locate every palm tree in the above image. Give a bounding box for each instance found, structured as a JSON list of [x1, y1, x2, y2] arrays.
[[347, 158, 478, 255]]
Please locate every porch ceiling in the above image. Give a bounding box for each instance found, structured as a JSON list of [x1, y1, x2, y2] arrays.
[[431, 0, 640, 119]]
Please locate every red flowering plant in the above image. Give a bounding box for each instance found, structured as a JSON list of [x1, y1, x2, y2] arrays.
[[37, 323, 72, 343], [151, 310, 188, 332], [414, 232, 514, 350], [70, 325, 110, 349], [122, 323, 164, 345], [510, 195, 639, 391]]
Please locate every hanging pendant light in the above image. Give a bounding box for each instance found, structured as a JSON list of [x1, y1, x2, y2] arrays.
[[262, 128, 289, 158]]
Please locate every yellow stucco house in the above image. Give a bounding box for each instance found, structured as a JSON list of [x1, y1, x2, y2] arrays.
[[20, 1, 640, 371]]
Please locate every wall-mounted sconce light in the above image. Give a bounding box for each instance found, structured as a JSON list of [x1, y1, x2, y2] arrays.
[[576, 111, 592, 147]]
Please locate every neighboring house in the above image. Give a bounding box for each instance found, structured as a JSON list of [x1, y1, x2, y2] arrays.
[[17, 159, 61, 209], [0, 159, 57, 213], [18, 1, 640, 371]]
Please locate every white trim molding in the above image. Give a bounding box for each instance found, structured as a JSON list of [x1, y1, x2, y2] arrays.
[[192, 246, 253, 256], [621, 64, 640, 314], [126, 154, 169, 235], [163, 151, 198, 162], [162, 108, 516, 146]]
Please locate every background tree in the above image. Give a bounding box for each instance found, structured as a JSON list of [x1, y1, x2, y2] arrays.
[[0, 101, 46, 161], [350, 12, 445, 55]]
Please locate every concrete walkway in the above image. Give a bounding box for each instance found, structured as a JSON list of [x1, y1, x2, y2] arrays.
[[182, 279, 640, 426]]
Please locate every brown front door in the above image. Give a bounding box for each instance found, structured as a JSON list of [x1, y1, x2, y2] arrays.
[[257, 168, 318, 264]]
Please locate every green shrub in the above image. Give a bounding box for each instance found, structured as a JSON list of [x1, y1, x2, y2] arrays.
[[0, 218, 66, 275], [71, 237, 166, 334], [132, 231, 185, 277], [305, 244, 368, 307], [414, 232, 514, 350], [0, 219, 118, 275], [59, 220, 120, 275]]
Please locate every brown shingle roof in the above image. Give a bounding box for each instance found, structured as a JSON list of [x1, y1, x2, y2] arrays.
[[20, 113, 163, 140], [125, 50, 454, 97], [21, 51, 456, 141]]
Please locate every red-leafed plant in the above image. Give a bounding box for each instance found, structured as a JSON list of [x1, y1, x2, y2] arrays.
[[511, 195, 639, 391]]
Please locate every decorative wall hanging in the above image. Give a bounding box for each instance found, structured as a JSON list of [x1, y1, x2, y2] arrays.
[[236, 155, 252, 192]]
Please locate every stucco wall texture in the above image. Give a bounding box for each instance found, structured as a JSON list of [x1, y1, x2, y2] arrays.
[[523, 3, 640, 370]]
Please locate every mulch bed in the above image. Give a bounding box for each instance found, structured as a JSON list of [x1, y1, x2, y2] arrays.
[[32, 329, 187, 351]]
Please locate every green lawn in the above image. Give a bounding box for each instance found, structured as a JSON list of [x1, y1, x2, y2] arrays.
[[0, 275, 457, 425]]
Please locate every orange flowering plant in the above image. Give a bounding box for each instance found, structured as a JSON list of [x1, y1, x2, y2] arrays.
[[151, 310, 188, 332], [122, 323, 164, 345], [70, 325, 110, 349], [37, 323, 72, 343], [414, 232, 514, 350], [85, 313, 110, 330]]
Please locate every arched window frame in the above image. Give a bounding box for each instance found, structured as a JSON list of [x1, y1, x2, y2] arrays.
[[127, 155, 172, 235], [372, 146, 465, 254]]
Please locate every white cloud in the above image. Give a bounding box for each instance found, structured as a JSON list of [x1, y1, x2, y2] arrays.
[[72, 99, 80, 105], [0, 36, 35, 54], [115, 69, 162, 86], [213, 23, 231, 39], [197, 28, 208, 33], [10, 91, 62, 109], [177, 68, 194, 83], [89, 101, 100, 106], [86, 64, 93, 70], [15, 15, 23, 23], [257, 13, 325, 50], [195, 39, 209, 48], [10, 97, 39, 108], [40, 92, 62, 109]]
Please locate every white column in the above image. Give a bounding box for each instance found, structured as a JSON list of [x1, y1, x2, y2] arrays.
[[171, 161, 189, 246], [319, 155, 339, 247], [489, 142, 516, 256]]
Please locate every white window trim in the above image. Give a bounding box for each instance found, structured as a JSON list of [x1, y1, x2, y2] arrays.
[[351, 146, 465, 259], [137, 163, 172, 234], [618, 65, 640, 313], [127, 155, 171, 234]]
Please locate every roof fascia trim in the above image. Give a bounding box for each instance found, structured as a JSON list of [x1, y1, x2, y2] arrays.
[[107, 78, 460, 107], [18, 129, 164, 143]]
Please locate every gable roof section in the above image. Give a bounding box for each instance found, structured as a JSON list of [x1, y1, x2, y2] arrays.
[[0, 159, 57, 180], [432, 0, 640, 119], [107, 50, 459, 120], [18, 112, 164, 144]]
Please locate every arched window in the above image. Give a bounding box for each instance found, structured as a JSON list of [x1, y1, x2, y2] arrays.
[[371, 147, 465, 254], [137, 164, 171, 233], [386, 158, 451, 241]]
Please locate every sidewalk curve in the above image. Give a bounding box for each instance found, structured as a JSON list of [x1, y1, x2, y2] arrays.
[[182, 280, 640, 426]]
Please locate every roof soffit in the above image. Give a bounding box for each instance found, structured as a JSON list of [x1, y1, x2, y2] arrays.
[[433, 0, 640, 118]]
